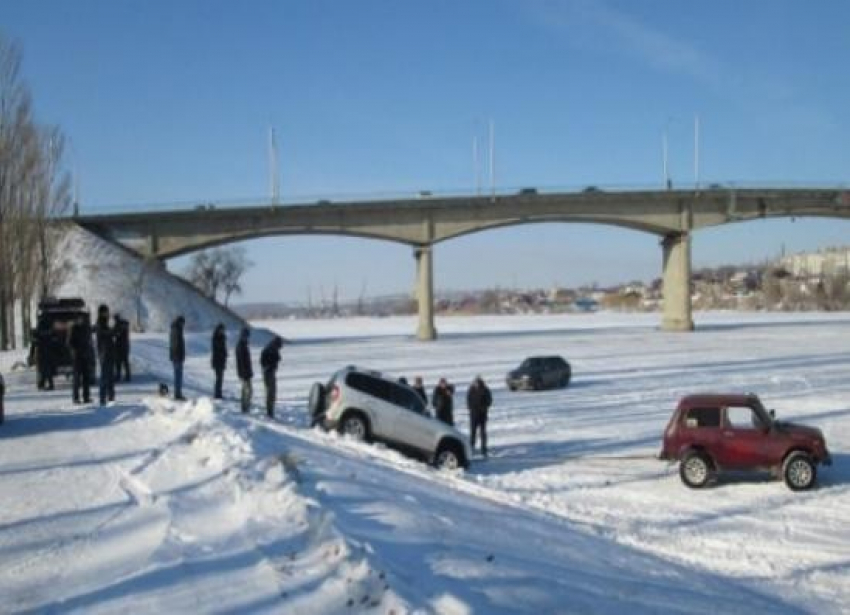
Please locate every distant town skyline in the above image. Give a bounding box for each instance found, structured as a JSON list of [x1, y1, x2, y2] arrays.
[[4, 1, 850, 302]]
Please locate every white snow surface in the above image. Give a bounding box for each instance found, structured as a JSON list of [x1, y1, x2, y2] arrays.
[[52, 226, 243, 333], [1, 311, 849, 614]]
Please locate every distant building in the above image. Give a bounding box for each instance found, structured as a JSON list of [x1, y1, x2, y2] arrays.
[[780, 247, 850, 278]]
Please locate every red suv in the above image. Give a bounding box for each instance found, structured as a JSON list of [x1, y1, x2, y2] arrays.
[[659, 394, 831, 490]]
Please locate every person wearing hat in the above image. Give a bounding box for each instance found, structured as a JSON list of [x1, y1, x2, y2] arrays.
[[259, 335, 284, 418], [114, 313, 131, 382], [0, 371, 5, 424], [235, 326, 253, 413], [95, 304, 117, 405], [169, 315, 186, 401], [211, 323, 227, 400], [467, 375, 493, 458]]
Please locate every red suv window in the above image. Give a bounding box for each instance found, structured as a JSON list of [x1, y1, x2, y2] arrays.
[[684, 407, 721, 428]]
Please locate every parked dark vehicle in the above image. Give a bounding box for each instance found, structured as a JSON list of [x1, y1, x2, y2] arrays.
[[506, 356, 571, 391], [28, 298, 93, 385], [659, 393, 831, 491]]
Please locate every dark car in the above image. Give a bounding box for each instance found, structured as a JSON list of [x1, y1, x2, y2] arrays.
[[659, 393, 831, 490], [28, 297, 93, 385], [506, 356, 571, 391]]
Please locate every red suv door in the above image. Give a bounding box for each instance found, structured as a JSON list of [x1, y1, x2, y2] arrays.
[[717, 405, 773, 469]]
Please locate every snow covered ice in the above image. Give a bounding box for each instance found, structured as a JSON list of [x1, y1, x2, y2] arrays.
[[1, 312, 849, 613]]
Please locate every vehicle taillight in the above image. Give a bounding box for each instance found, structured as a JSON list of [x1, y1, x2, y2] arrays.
[[330, 385, 340, 404]]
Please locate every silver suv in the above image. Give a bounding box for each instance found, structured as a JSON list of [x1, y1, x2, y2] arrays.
[[308, 366, 471, 469]]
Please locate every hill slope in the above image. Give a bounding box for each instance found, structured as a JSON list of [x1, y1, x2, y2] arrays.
[[53, 225, 244, 332]]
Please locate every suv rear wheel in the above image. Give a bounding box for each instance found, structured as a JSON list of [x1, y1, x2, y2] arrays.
[[783, 452, 816, 491], [434, 440, 466, 470], [339, 411, 370, 442], [679, 451, 713, 488]]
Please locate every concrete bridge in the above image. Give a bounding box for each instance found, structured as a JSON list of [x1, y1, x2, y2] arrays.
[[75, 186, 850, 340]]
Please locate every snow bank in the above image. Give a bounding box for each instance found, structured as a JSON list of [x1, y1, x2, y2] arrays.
[[52, 225, 244, 333]]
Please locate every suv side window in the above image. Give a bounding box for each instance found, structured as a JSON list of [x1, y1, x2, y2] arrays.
[[684, 407, 721, 428], [346, 372, 391, 401], [725, 405, 761, 430], [390, 385, 426, 414]]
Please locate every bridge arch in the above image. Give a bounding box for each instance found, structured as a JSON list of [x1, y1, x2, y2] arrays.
[[76, 187, 850, 339]]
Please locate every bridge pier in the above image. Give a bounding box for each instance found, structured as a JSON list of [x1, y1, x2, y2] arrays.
[[661, 232, 694, 331], [414, 246, 437, 341]]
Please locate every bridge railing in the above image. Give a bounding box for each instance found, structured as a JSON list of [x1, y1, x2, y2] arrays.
[[68, 180, 849, 217]]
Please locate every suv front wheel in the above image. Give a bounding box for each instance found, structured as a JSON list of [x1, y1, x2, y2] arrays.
[[783, 451, 816, 491], [679, 451, 713, 488], [434, 440, 466, 470]]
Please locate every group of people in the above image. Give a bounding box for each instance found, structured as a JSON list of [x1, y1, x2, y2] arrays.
[[404, 374, 493, 457], [169, 317, 285, 418], [30, 304, 132, 406]]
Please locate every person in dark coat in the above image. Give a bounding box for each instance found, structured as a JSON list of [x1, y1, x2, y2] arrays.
[[68, 314, 93, 404], [0, 371, 5, 425], [412, 376, 428, 406], [211, 323, 227, 400], [114, 314, 131, 382], [259, 336, 284, 418], [466, 375, 493, 457], [235, 327, 253, 413], [95, 304, 117, 405], [35, 320, 55, 390], [170, 315, 186, 401], [432, 378, 456, 426]]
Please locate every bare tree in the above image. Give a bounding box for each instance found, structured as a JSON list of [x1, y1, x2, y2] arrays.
[[220, 246, 251, 306], [0, 35, 71, 349], [185, 246, 252, 305]]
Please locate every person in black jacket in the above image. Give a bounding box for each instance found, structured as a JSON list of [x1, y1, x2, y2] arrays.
[[466, 375, 493, 457], [412, 376, 428, 406], [95, 304, 117, 406], [0, 371, 5, 425], [259, 336, 284, 418], [432, 378, 455, 426], [211, 323, 227, 400], [34, 320, 55, 390], [170, 315, 186, 401], [68, 314, 93, 404], [114, 314, 131, 382], [235, 327, 253, 413]]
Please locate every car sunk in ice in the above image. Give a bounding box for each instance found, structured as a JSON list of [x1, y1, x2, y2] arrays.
[[659, 393, 831, 490], [308, 366, 471, 469]]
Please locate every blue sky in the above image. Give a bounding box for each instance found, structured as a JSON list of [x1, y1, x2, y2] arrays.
[[4, 1, 850, 303]]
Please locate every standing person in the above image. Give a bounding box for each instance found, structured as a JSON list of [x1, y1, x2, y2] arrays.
[[0, 371, 5, 425], [432, 377, 456, 426], [235, 327, 253, 413], [114, 314, 131, 382], [211, 323, 227, 400], [170, 315, 186, 401], [35, 320, 55, 390], [68, 314, 93, 404], [467, 375, 493, 458], [95, 304, 117, 406], [412, 376, 428, 406], [259, 336, 284, 418]]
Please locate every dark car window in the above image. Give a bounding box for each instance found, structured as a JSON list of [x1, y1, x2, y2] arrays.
[[684, 407, 721, 428]]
